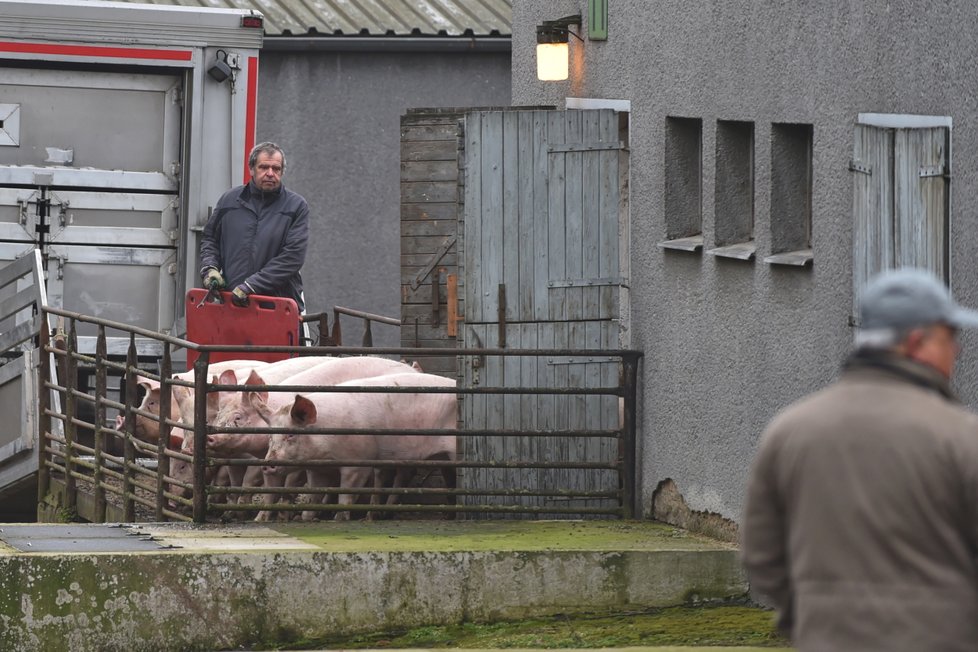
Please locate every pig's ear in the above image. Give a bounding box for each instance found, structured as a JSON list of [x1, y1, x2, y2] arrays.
[[205, 378, 221, 412], [167, 431, 184, 451], [245, 370, 268, 403], [246, 391, 271, 424], [291, 395, 317, 426], [137, 378, 160, 392], [218, 369, 237, 387]]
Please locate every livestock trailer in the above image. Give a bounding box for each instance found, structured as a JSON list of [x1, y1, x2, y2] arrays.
[[0, 0, 264, 511]]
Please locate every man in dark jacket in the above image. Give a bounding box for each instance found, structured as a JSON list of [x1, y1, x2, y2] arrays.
[[743, 268, 978, 652], [199, 141, 308, 310]]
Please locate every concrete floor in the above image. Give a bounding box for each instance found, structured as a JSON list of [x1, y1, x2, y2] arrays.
[[0, 520, 750, 652]]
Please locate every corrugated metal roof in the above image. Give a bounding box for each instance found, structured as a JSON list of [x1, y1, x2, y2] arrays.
[[110, 0, 512, 37]]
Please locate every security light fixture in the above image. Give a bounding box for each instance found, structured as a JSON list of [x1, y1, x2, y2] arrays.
[[536, 14, 582, 81]]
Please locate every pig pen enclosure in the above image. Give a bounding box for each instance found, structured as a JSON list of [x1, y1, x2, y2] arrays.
[[0, 105, 640, 524], [29, 303, 640, 523]]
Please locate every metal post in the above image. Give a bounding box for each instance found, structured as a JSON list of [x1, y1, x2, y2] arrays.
[[155, 344, 173, 521], [63, 320, 78, 514], [36, 317, 52, 512], [619, 353, 639, 519], [318, 314, 329, 345], [191, 351, 210, 523], [362, 318, 373, 347], [331, 308, 343, 346], [122, 334, 137, 522], [93, 325, 107, 522]]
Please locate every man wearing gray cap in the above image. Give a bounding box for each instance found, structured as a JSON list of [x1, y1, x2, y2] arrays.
[[742, 267, 978, 652]]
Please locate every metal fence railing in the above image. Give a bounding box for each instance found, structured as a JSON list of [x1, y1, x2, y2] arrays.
[[37, 305, 642, 523], [302, 306, 400, 347]]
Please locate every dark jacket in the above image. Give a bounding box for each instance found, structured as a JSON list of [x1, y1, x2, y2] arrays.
[[742, 350, 978, 652], [200, 180, 308, 310]]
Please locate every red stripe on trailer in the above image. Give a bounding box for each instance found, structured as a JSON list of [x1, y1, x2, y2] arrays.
[[0, 41, 192, 61], [243, 55, 259, 184]]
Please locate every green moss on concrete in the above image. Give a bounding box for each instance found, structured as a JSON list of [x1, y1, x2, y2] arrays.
[[275, 520, 735, 553], [293, 604, 790, 649]]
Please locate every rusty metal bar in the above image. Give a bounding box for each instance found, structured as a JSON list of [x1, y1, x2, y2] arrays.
[[620, 352, 640, 518], [211, 458, 618, 470], [155, 344, 173, 521], [36, 319, 52, 508], [191, 351, 210, 523], [122, 333, 137, 522], [208, 383, 621, 396], [330, 306, 401, 327], [63, 320, 78, 514], [43, 305, 201, 348], [216, 485, 619, 498], [94, 325, 108, 522], [222, 502, 621, 516], [205, 425, 619, 438]]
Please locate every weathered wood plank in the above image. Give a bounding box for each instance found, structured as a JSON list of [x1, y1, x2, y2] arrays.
[[401, 220, 456, 238], [501, 111, 520, 325], [401, 235, 462, 255], [582, 111, 602, 320], [463, 112, 483, 327], [401, 181, 458, 204], [401, 202, 458, 221], [401, 160, 458, 183], [548, 111, 567, 322], [400, 123, 459, 142], [400, 139, 459, 162], [600, 110, 622, 320], [532, 111, 551, 321], [564, 110, 585, 321], [401, 252, 458, 268], [517, 111, 535, 321], [481, 111, 505, 326], [398, 320, 449, 342], [401, 283, 450, 305]]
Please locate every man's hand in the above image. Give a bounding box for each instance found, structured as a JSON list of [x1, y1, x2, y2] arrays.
[[231, 284, 251, 307], [202, 267, 225, 290]]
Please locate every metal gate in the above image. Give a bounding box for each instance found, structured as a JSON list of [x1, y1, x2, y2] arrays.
[[458, 108, 631, 516]]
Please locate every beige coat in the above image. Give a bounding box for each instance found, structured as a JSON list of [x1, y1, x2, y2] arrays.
[[743, 351, 978, 652]]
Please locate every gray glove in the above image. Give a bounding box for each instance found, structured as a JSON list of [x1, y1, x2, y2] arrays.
[[202, 267, 225, 290]]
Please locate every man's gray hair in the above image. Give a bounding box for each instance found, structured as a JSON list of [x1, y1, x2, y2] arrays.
[[853, 326, 915, 350], [248, 142, 286, 172]]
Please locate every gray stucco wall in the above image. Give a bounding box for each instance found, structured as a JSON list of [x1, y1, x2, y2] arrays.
[[257, 48, 510, 345], [512, 1, 978, 524]]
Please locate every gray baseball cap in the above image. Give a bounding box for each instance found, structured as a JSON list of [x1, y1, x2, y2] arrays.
[[859, 268, 978, 331]]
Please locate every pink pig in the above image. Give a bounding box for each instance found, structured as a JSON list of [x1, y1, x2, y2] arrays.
[[257, 371, 456, 521]]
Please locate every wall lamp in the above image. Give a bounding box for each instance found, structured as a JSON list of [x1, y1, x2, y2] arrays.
[[536, 14, 582, 81]]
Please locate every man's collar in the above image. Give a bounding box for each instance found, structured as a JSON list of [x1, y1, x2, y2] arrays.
[[245, 180, 283, 201], [843, 348, 956, 401]]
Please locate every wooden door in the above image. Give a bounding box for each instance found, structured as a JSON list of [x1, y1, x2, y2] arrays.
[[459, 108, 629, 516]]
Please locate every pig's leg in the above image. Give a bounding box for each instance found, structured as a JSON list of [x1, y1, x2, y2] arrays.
[[255, 467, 286, 522], [334, 466, 373, 521]]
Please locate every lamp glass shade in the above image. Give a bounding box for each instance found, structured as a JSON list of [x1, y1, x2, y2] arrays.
[[536, 42, 569, 81]]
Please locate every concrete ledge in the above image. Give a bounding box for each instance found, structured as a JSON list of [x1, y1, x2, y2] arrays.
[[0, 521, 748, 651]]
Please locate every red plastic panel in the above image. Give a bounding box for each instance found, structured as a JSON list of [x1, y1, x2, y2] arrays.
[[185, 289, 299, 368]]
